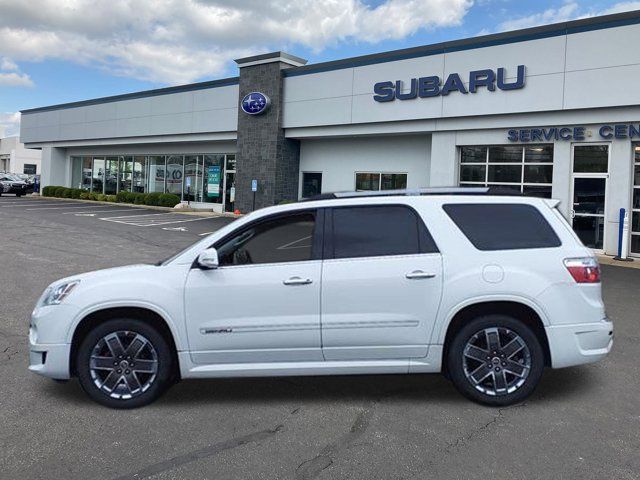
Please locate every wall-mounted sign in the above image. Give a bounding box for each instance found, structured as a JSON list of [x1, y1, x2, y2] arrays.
[[507, 124, 640, 142], [241, 92, 270, 115], [207, 165, 221, 197], [374, 65, 526, 102]]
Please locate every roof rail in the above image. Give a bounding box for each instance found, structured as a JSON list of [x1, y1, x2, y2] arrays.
[[301, 186, 526, 202]]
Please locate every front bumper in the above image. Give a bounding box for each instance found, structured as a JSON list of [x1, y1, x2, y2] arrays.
[[28, 327, 71, 380], [546, 319, 613, 368]]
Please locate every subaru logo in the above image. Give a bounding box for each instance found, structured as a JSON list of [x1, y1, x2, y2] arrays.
[[241, 92, 270, 115]]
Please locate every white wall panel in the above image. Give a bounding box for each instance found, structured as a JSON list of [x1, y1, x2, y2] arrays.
[[351, 92, 442, 124], [564, 64, 640, 109], [566, 24, 640, 70], [351, 55, 445, 95], [193, 85, 239, 111], [444, 36, 566, 77], [283, 69, 354, 102], [299, 135, 431, 195], [283, 97, 353, 128]]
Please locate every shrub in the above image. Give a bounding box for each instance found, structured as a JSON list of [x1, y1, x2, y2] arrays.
[[158, 193, 181, 208], [42, 186, 55, 196], [116, 191, 131, 203], [96, 193, 107, 202], [53, 186, 66, 198], [106, 195, 117, 202], [144, 192, 163, 206], [62, 188, 73, 198], [80, 191, 92, 200], [133, 193, 147, 205], [71, 189, 83, 199]]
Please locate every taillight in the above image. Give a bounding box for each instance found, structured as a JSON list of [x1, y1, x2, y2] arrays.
[[564, 257, 600, 283]]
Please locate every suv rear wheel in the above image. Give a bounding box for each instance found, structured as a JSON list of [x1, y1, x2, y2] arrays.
[[447, 315, 544, 406], [76, 318, 174, 408]]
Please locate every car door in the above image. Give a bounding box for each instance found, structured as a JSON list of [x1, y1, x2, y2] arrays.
[[321, 204, 443, 361], [184, 209, 324, 365]]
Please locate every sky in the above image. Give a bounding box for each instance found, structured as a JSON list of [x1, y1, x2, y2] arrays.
[[1, 0, 639, 137]]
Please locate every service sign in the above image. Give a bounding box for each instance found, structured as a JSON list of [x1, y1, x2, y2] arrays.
[[241, 92, 270, 115]]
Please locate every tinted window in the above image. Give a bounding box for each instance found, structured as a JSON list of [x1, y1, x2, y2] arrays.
[[332, 206, 437, 259], [217, 212, 316, 266], [443, 204, 561, 250]]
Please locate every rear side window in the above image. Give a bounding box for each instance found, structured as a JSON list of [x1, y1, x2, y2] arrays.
[[443, 203, 561, 250], [331, 205, 438, 259]]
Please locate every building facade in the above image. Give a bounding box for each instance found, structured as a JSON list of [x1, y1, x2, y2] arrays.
[[0, 136, 42, 175], [19, 11, 640, 256]]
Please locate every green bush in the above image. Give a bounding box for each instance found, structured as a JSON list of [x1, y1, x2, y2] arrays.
[[42, 186, 55, 196], [80, 191, 91, 200], [158, 193, 181, 208], [95, 193, 106, 202], [133, 193, 145, 204], [116, 191, 131, 203], [53, 186, 66, 197], [106, 195, 117, 202], [62, 188, 73, 198], [70, 188, 83, 199], [144, 192, 163, 206]]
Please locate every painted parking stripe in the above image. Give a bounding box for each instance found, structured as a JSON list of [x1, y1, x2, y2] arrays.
[[100, 213, 169, 219], [25, 204, 111, 211], [63, 208, 148, 215], [101, 214, 212, 227], [198, 231, 216, 236], [0, 202, 69, 207]]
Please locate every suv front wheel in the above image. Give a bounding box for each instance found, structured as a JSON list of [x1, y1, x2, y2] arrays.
[[447, 315, 544, 406], [76, 318, 174, 408]]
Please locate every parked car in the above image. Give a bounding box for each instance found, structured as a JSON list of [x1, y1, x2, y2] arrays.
[[0, 174, 28, 196], [29, 188, 613, 408]]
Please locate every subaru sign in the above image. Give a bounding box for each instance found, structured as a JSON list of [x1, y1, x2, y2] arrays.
[[241, 92, 270, 115], [373, 65, 526, 102]]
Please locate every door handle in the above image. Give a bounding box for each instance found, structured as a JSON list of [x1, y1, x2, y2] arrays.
[[405, 270, 436, 280], [283, 276, 313, 286]]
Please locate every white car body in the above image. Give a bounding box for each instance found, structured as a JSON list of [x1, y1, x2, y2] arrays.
[[29, 194, 613, 384]]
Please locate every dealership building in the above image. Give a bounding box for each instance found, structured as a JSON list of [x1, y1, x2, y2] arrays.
[[19, 10, 640, 256]]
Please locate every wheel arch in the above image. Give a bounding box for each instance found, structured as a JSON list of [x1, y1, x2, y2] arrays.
[[69, 306, 181, 379], [441, 300, 551, 376]]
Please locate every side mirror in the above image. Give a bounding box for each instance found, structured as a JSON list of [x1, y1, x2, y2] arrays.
[[196, 248, 219, 270]]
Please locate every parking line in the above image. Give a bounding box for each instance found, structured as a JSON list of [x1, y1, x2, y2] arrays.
[[1, 202, 68, 207], [63, 208, 147, 215], [100, 213, 169, 219], [26, 204, 110, 211], [198, 231, 216, 236]]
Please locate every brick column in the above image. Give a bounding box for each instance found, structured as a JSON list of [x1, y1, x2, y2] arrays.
[[234, 52, 307, 212]]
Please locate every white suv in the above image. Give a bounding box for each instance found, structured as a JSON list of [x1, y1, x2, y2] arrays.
[[29, 188, 613, 408]]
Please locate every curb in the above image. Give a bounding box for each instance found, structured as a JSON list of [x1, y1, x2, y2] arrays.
[[597, 254, 640, 270]]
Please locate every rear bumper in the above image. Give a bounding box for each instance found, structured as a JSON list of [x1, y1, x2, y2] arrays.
[[28, 328, 71, 379], [546, 319, 613, 368]]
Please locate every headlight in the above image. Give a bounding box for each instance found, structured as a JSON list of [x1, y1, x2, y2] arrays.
[[40, 280, 80, 306]]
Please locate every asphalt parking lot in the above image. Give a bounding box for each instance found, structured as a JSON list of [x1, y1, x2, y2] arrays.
[[1, 195, 638, 480]]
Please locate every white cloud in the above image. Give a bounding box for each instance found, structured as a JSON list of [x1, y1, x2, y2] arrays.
[[0, 111, 21, 137], [0, 0, 473, 84], [492, 1, 640, 33], [0, 55, 33, 87]]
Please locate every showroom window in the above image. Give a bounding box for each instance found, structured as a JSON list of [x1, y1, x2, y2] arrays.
[[631, 145, 640, 255], [355, 172, 407, 191], [459, 145, 554, 198], [302, 172, 322, 198], [23, 164, 37, 175]]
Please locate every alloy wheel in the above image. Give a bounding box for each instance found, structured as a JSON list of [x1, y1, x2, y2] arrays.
[[89, 331, 159, 400], [462, 327, 531, 396]]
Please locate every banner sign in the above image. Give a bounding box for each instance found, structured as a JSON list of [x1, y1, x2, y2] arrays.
[[207, 165, 221, 198]]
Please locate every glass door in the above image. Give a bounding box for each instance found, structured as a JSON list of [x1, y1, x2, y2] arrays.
[[571, 144, 609, 251]]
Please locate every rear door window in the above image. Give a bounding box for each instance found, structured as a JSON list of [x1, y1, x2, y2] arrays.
[[330, 205, 438, 259], [443, 203, 561, 250]]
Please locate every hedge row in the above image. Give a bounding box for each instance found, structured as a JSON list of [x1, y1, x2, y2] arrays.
[[42, 186, 181, 207]]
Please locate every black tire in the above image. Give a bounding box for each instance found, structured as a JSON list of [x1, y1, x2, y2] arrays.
[[16, 193, 22, 197], [447, 315, 544, 406], [76, 318, 175, 409]]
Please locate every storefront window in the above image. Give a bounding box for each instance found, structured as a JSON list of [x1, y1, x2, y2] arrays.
[[573, 145, 608, 173], [631, 145, 640, 255], [147, 156, 166, 193], [119, 156, 133, 192], [132, 156, 146, 193], [92, 157, 105, 193], [166, 155, 183, 198], [202, 154, 224, 204], [355, 172, 407, 191], [183, 155, 200, 202], [302, 172, 322, 198], [459, 144, 554, 198]]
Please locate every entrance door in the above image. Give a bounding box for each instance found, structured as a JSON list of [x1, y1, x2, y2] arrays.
[[571, 144, 609, 251]]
